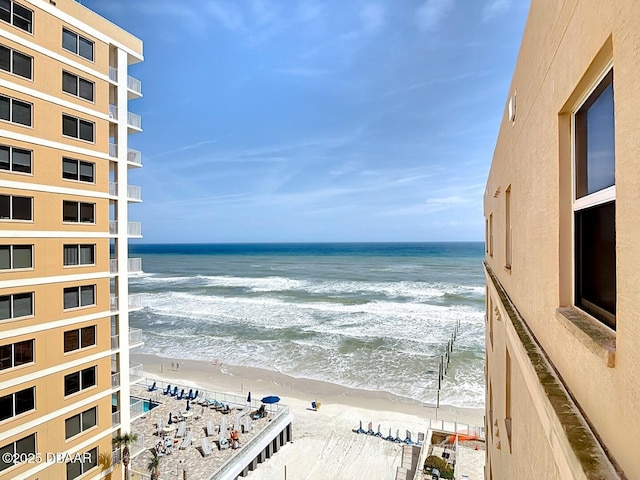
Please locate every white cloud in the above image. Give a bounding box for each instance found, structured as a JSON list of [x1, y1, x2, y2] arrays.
[[416, 0, 455, 32], [360, 3, 385, 32], [482, 0, 511, 21], [205, 1, 245, 32]]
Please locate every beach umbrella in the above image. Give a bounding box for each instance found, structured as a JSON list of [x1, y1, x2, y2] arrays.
[[186, 400, 191, 411], [167, 412, 172, 425], [261, 395, 280, 404], [247, 391, 251, 403]]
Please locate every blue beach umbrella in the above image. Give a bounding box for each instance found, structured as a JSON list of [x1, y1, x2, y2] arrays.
[[186, 400, 190, 411], [247, 391, 251, 403], [167, 412, 172, 425], [261, 395, 280, 404]]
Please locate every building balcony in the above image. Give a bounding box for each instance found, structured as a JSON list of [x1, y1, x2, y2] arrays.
[[110, 293, 144, 313], [129, 328, 144, 348], [108, 182, 142, 202], [111, 334, 119, 350], [130, 362, 144, 384], [109, 66, 117, 82], [109, 258, 143, 275], [111, 372, 120, 388], [109, 104, 117, 120], [127, 75, 142, 98], [109, 143, 117, 158], [109, 220, 143, 238], [112, 410, 121, 428], [127, 148, 142, 167], [128, 112, 142, 132]]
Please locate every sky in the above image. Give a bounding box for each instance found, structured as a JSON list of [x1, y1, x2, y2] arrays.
[[82, 0, 529, 243]]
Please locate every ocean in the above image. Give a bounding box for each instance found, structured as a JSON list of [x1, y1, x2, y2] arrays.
[[128, 242, 486, 409]]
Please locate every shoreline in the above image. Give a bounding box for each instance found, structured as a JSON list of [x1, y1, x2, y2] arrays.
[[132, 352, 484, 426]]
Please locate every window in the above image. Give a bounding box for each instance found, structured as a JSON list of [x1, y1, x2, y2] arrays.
[[63, 285, 95, 310], [62, 158, 94, 183], [62, 28, 93, 61], [573, 70, 616, 329], [62, 115, 94, 142], [64, 366, 96, 396], [0, 194, 32, 220], [0, 339, 33, 370], [64, 325, 96, 352], [62, 71, 94, 102], [0, 145, 32, 173], [489, 213, 494, 257], [66, 446, 97, 480], [63, 244, 95, 266], [65, 406, 97, 439], [505, 186, 512, 268], [0, 387, 35, 421], [0, 245, 32, 270], [0, 433, 36, 472], [0, 292, 33, 320], [0, 44, 32, 79], [505, 349, 512, 451], [0, 94, 31, 126], [0, 1, 33, 33], [62, 201, 94, 223]]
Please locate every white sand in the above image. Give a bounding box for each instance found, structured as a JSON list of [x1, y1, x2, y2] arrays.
[[133, 353, 484, 480]]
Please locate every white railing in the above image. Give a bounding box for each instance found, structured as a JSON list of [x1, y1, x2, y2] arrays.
[[112, 449, 121, 466], [109, 182, 118, 196], [128, 294, 144, 310], [129, 328, 143, 346], [111, 335, 119, 350], [426, 418, 485, 440], [109, 259, 118, 274], [128, 112, 142, 130], [110, 295, 118, 312], [111, 372, 120, 388], [127, 148, 142, 165], [112, 410, 121, 427], [127, 75, 142, 95], [109, 220, 117, 234], [109, 66, 117, 81], [130, 363, 144, 384], [109, 143, 117, 158], [127, 185, 142, 201], [128, 221, 142, 237], [128, 258, 142, 273], [130, 434, 146, 458], [109, 104, 117, 120]]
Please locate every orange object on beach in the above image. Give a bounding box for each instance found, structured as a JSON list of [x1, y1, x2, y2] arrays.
[[447, 433, 478, 443]]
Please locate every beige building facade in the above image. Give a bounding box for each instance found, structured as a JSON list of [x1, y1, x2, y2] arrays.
[[484, 1, 640, 479], [0, 0, 143, 478]]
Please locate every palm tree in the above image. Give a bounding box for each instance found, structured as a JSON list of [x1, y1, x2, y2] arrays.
[[112, 432, 138, 480], [98, 451, 113, 480], [147, 452, 161, 480]]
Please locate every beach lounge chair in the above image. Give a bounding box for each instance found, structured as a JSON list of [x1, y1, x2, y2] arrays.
[[251, 404, 266, 420], [179, 430, 192, 450], [175, 421, 186, 438], [394, 429, 402, 443], [148, 381, 157, 392], [171, 386, 178, 396], [374, 424, 382, 437], [206, 420, 216, 437], [163, 384, 172, 395], [404, 430, 414, 444], [191, 390, 199, 401], [366, 421, 375, 435], [187, 388, 193, 399], [201, 437, 212, 457], [356, 420, 365, 434], [385, 428, 394, 441], [177, 389, 185, 400], [417, 432, 425, 445]]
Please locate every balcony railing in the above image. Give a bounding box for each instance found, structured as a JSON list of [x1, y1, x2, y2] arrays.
[[112, 410, 121, 427], [130, 434, 146, 458], [110, 294, 144, 312], [128, 257, 142, 273], [111, 334, 119, 350], [109, 104, 117, 120], [127, 75, 142, 95], [129, 328, 143, 347], [127, 148, 142, 166], [127, 185, 142, 201], [130, 363, 144, 384], [109, 221, 142, 237], [111, 372, 120, 388], [109, 182, 117, 196], [128, 112, 142, 130], [109, 143, 117, 158], [109, 66, 117, 81]]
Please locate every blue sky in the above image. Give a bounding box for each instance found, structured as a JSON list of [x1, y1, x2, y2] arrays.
[[83, 0, 529, 243]]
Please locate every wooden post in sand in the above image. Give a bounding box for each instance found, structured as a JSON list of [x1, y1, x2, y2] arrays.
[[284, 465, 287, 480]]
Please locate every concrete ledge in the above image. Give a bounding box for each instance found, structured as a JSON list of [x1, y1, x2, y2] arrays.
[[556, 307, 616, 367]]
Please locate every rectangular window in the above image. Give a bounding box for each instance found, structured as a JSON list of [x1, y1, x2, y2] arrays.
[[63, 325, 96, 352], [65, 406, 97, 439], [62, 158, 94, 183], [0, 1, 33, 33], [62, 71, 94, 102], [63, 285, 95, 310], [505, 186, 512, 268], [0, 194, 32, 220], [573, 70, 616, 329], [0, 433, 36, 472], [64, 366, 96, 396], [0, 339, 33, 370], [0, 292, 33, 320], [62, 28, 93, 61], [62, 114, 94, 142], [489, 213, 494, 257], [63, 244, 95, 266], [0, 94, 31, 126], [0, 386, 35, 421], [0, 245, 32, 270], [0, 44, 32, 79], [0, 145, 32, 173], [62, 201, 94, 223], [66, 446, 97, 480], [505, 349, 512, 451]]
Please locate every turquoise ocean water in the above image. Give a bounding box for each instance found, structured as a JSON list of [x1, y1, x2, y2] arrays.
[[128, 242, 485, 408]]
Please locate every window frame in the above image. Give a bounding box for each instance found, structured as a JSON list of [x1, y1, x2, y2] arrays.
[[64, 406, 97, 440], [0, 144, 32, 174], [0, 1, 33, 34], [0, 194, 33, 221], [0, 339, 33, 370], [0, 94, 32, 127], [66, 446, 97, 480], [63, 285, 96, 310], [61, 70, 94, 103], [0, 292, 33, 321], [571, 67, 616, 330], [0, 244, 33, 270], [62, 27, 94, 62], [62, 200, 95, 224], [63, 325, 96, 353], [63, 244, 95, 267], [62, 114, 94, 143], [62, 157, 95, 183], [63, 366, 97, 397], [0, 43, 33, 80], [0, 433, 36, 473], [0, 386, 35, 422]]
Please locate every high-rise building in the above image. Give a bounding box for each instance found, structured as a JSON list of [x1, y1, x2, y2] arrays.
[[484, 1, 639, 479], [0, 0, 143, 478]]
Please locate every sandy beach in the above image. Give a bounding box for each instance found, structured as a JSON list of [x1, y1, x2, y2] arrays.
[[132, 352, 484, 480]]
